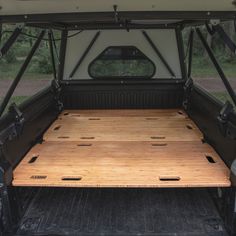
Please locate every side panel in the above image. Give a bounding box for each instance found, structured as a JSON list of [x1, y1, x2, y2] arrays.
[[0, 87, 59, 169], [187, 86, 236, 167]]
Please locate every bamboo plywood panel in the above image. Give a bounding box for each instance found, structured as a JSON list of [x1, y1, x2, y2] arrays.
[[45, 110, 202, 142], [13, 109, 230, 188], [13, 141, 230, 188]]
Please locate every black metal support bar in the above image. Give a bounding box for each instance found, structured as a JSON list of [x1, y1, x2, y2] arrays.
[[1, 11, 236, 24], [196, 28, 236, 106], [0, 23, 2, 44], [0, 27, 22, 58], [26, 22, 184, 31], [51, 31, 59, 61], [175, 27, 187, 80], [58, 30, 68, 81], [48, 31, 57, 79], [142, 30, 176, 78], [188, 30, 194, 78], [0, 30, 45, 117], [69, 31, 100, 79], [214, 24, 236, 54]]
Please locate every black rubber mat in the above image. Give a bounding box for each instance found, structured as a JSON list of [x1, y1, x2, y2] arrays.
[[16, 188, 228, 236]]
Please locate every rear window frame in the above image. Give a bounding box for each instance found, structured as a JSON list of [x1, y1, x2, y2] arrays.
[[88, 46, 156, 79]]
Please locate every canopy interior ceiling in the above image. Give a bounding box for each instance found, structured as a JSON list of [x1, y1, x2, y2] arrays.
[[0, 0, 235, 27], [1, 0, 236, 14]]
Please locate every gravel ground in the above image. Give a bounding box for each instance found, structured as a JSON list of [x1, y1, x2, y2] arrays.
[[0, 79, 51, 97], [194, 77, 236, 92]]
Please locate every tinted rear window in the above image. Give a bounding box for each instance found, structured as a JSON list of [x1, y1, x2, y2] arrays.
[[88, 46, 156, 79]]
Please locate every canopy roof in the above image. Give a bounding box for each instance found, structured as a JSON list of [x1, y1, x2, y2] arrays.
[[0, 0, 236, 15], [0, 0, 235, 27]]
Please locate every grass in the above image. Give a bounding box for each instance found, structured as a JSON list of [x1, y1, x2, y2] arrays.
[[9, 96, 29, 105], [0, 60, 53, 80], [211, 92, 233, 104], [192, 57, 236, 78]]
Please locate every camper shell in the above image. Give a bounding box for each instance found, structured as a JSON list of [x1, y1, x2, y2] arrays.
[[0, 1, 236, 235]]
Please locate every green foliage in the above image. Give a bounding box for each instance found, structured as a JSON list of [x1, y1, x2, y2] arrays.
[[5, 50, 17, 63], [0, 25, 59, 75], [28, 48, 53, 74], [90, 59, 155, 78]]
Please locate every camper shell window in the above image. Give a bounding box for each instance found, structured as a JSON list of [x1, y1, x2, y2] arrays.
[[88, 46, 156, 79]]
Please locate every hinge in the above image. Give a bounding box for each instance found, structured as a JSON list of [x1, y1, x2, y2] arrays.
[[217, 101, 236, 139], [51, 79, 61, 93], [183, 78, 193, 110]]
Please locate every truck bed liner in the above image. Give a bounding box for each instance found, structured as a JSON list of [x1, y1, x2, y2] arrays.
[[16, 188, 228, 236], [12, 109, 230, 188]]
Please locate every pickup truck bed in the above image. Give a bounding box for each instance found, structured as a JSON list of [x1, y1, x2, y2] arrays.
[[15, 188, 228, 236], [13, 109, 230, 188]]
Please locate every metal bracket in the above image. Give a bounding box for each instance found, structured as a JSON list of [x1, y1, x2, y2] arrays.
[[183, 78, 193, 110], [55, 99, 64, 113], [217, 101, 236, 139], [8, 103, 25, 137], [51, 80, 63, 112], [113, 5, 120, 23], [51, 79, 61, 93]]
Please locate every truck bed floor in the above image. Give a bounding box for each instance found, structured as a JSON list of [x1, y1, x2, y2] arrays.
[[16, 188, 228, 236]]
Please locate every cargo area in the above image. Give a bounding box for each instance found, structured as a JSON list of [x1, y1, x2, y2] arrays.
[[13, 109, 230, 188]]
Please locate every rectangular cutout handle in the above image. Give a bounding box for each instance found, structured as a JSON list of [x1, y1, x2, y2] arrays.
[[80, 137, 95, 140], [159, 176, 180, 181], [151, 136, 165, 140], [62, 176, 82, 181]]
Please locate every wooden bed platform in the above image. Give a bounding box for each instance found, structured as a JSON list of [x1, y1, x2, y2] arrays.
[[13, 109, 231, 188]]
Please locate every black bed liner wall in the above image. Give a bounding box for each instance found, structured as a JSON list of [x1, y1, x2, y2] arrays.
[[61, 80, 184, 109]]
